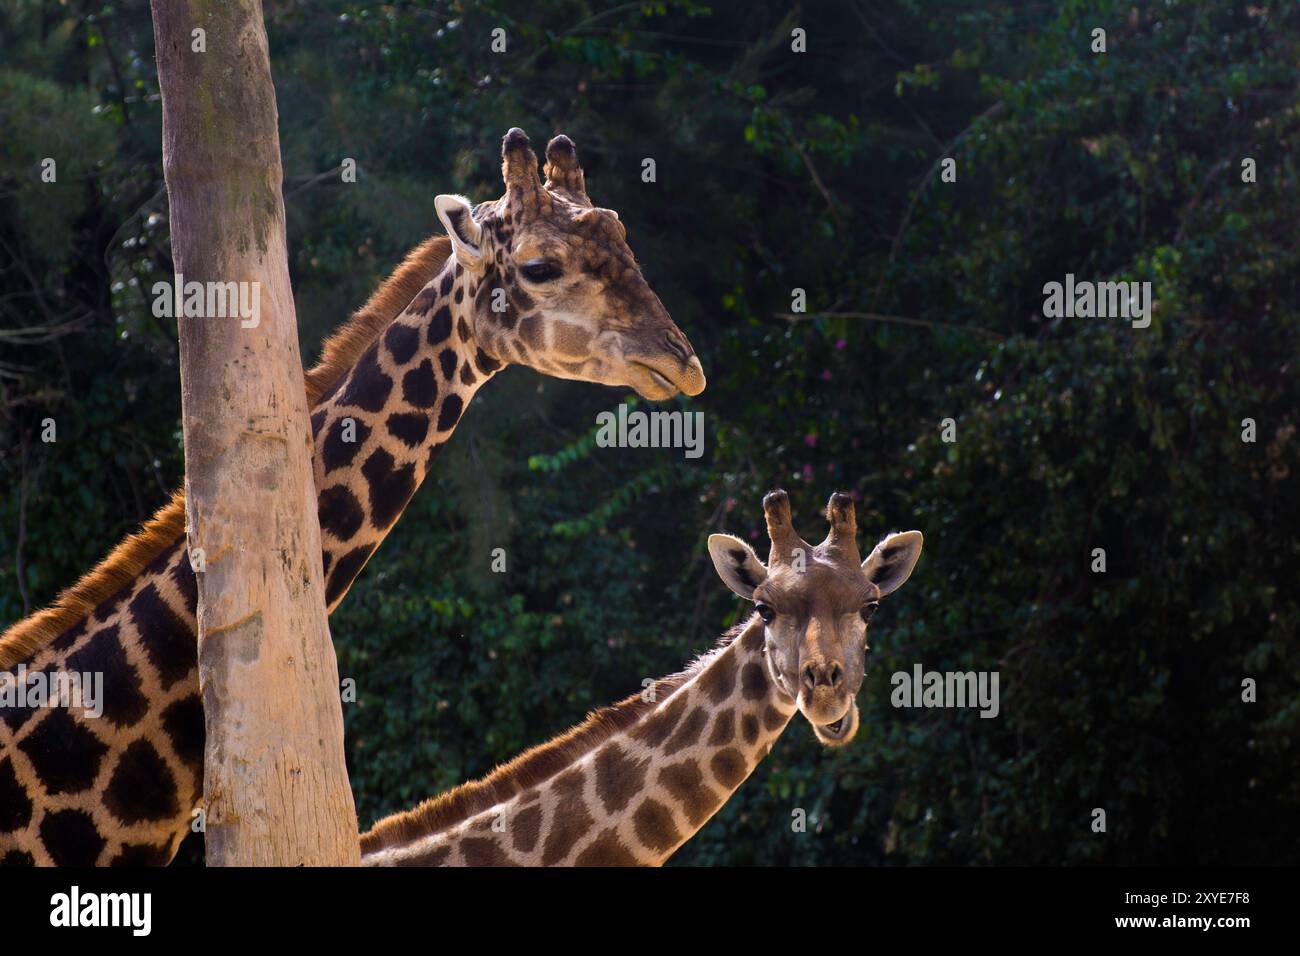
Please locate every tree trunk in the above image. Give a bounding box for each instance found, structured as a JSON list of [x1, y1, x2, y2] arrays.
[[150, 0, 360, 866]]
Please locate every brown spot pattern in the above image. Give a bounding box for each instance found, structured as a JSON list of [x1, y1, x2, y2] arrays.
[[574, 828, 638, 867], [632, 798, 681, 854], [594, 743, 646, 814], [396, 844, 451, 867], [540, 768, 593, 865], [708, 710, 735, 746], [629, 695, 686, 748], [698, 651, 737, 704], [763, 705, 786, 731], [662, 707, 708, 756], [741, 663, 769, 700], [710, 748, 748, 789], [659, 759, 719, 827], [511, 803, 542, 853], [461, 836, 513, 866]]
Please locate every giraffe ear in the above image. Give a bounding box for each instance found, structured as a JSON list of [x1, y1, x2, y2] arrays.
[[708, 534, 769, 600], [434, 194, 483, 268], [862, 531, 923, 596]]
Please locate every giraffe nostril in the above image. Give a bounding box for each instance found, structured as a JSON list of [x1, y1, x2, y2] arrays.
[[802, 663, 817, 691], [829, 662, 843, 690], [664, 331, 690, 361]]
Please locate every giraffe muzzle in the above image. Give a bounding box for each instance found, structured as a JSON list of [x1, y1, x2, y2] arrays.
[[811, 700, 860, 746], [627, 354, 706, 400], [801, 678, 859, 746]]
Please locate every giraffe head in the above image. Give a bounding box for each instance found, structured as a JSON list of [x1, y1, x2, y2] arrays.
[[708, 490, 923, 747], [432, 128, 706, 401]]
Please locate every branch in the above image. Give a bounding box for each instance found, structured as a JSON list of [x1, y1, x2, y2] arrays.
[[285, 164, 345, 201], [888, 100, 1006, 268], [774, 310, 1007, 341], [787, 135, 843, 224], [16, 430, 31, 616], [0, 317, 89, 345]]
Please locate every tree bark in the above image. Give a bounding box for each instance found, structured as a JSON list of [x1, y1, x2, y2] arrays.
[[151, 0, 359, 865]]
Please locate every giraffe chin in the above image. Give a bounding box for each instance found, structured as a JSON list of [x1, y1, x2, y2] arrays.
[[811, 702, 860, 747]]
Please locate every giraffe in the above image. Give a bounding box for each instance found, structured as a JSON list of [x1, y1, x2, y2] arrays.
[[359, 490, 924, 866], [0, 128, 706, 866]]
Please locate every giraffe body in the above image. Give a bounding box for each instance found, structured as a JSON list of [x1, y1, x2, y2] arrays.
[[0, 130, 704, 866], [361, 491, 924, 866], [363, 620, 794, 866], [0, 249, 483, 865]]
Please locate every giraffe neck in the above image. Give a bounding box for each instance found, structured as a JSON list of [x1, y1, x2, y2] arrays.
[[308, 254, 498, 609], [360, 618, 798, 866], [0, 250, 498, 866]]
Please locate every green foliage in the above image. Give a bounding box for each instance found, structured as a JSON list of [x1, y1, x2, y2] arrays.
[[2, 0, 1297, 865]]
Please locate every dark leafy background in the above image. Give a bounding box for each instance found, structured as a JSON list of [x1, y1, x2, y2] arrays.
[[1, 0, 1296, 865]]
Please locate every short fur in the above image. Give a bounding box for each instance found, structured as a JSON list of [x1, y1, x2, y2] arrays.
[[359, 623, 748, 854], [0, 236, 452, 671]]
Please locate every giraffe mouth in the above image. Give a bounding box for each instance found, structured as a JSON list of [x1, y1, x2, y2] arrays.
[[626, 356, 707, 401], [641, 365, 677, 396], [812, 702, 859, 746]]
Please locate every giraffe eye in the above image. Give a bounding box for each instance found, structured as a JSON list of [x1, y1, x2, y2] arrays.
[[755, 603, 775, 624], [860, 601, 880, 622], [520, 260, 562, 283]]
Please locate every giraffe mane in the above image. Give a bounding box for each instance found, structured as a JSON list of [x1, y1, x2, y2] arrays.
[[303, 236, 452, 404], [0, 236, 453, 671], [359, 621, 753, 855]]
